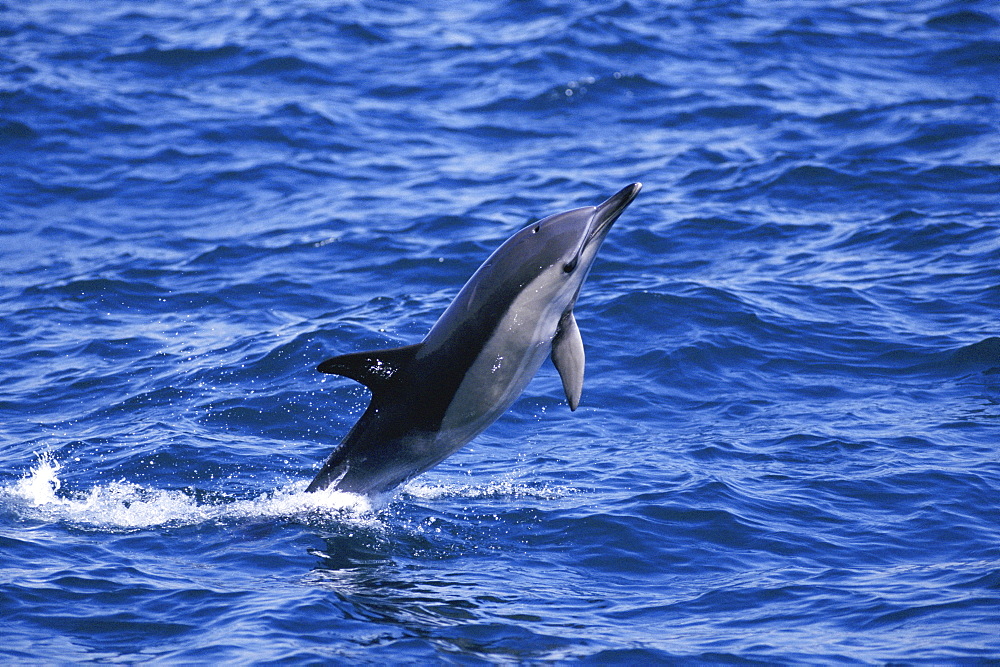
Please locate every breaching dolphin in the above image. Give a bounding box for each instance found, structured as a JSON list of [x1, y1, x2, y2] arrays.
[[307, 183, 641, 495]]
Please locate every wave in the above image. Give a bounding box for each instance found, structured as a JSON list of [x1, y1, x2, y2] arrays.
[[923, 40, 1000, 76], [925, 10, 999, 33], [0, 119, 37, 140], [104, 44, 245, 69]]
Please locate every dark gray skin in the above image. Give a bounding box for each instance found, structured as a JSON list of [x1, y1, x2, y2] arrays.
[[307, 183, 641, 496]]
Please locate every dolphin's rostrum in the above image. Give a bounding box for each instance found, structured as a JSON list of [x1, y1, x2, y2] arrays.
[[308, 183, 641, 496]]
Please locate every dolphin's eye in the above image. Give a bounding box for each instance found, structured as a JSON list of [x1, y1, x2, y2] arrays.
[[532, 225, 540, 234], [563, 258, 578, 273]]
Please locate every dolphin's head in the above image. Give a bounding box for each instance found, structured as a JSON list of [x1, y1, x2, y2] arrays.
[[537, 182, 641, 276], [501, 182, 642, 300], [431, 183, 642, 336]]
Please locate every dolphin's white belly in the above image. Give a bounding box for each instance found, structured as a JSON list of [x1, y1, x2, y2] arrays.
[[438, 278, 572, 446]]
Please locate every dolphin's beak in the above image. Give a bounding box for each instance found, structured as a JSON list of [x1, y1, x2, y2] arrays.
[[586, 182, 642, 246], [563, 183, 641, 274]]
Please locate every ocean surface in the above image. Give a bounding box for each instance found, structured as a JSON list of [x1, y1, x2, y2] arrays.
[[2, 0, 999, 662]]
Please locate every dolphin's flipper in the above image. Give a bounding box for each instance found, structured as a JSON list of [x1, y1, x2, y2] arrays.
[[317, 344, 421, 394], [551, 311, 585, 411]]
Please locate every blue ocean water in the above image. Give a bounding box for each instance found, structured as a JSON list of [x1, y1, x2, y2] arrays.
[[2, 0, 999, 661]]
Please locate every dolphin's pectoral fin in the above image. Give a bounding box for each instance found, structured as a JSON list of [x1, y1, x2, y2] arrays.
[[317, 343, 421, 394], [551, 311, 585, 411]]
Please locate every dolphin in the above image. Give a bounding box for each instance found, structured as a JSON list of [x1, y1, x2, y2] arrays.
[[307, 183, 641, 495]]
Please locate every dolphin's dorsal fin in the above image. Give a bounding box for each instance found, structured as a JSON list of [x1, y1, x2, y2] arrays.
[[551, 311, 585, 411], [317, 344, 421, 395]]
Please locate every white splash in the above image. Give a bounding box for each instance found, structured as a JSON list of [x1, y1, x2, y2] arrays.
[[10, 451, 63, 505], [2, 453, 376, 531], [403, 476, 572, 501]]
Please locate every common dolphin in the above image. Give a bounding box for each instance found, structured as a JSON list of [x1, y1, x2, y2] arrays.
[[307, 183, 641, 495]]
